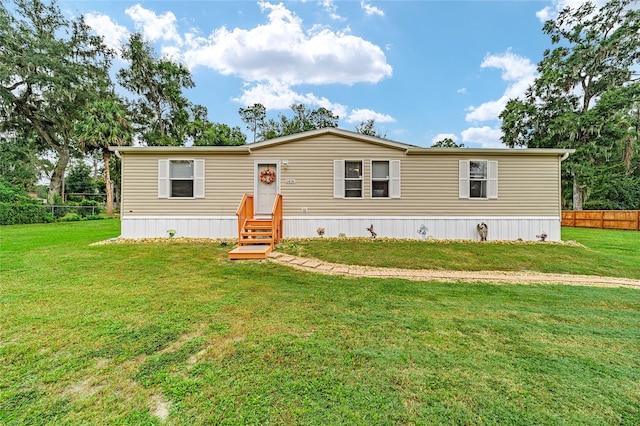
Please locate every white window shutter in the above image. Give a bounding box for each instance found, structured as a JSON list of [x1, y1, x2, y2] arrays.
[[390, 160, 401, 198], [194, 159, 205, 198], [158, 159, 169, 198], [333, 160, 344, 198], [488, 160, 498, 199], [459, 160, 469, 199]]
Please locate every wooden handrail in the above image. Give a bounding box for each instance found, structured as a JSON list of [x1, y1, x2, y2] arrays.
[[236, 193, 254, 242], [235, 193, 282, 248], [271, 193, 283, 244]]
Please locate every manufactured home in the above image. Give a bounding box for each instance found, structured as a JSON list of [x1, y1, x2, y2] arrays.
[[112, 128, 572, 254]]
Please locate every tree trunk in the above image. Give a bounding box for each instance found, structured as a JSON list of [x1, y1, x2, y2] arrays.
[[48, 146, 70, 205], [622, 136, 634, 171], [572, 175, 584, 211], [103, 150, 114, 215]]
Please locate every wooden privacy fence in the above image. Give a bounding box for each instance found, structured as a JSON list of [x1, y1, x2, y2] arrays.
[[562, 210, 640, 231]]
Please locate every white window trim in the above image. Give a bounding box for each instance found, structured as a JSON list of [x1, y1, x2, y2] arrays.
[[333, 159, 364, 199], [158, 159, 205, 199], [459, 160, 497, 200], [369, 159, 401, 199]]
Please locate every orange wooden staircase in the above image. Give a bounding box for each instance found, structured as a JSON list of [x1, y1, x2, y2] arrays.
[[228, 194, 283, 260]]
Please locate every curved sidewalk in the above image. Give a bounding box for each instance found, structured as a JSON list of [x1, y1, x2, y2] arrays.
[[268, 252, 640, 289]]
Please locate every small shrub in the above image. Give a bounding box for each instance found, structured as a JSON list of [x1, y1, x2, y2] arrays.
[[59, 213, 81, 222], [51, 204, 76, 219], [0, 182, 33, 203], [78, 199, 102, 217], [0, 202, 54, 225], [84, 215, 105, 221]]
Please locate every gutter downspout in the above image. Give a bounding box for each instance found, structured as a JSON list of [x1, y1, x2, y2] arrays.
[[558, 152, 570, 230], [113, 150, 123, 216]]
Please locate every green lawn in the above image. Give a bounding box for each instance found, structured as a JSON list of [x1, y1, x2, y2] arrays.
[[280, 227, 640, 279], [1, 221, 639, 425]]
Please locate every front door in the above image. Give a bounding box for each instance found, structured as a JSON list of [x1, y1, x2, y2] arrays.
[[255, 162, 278, 215]]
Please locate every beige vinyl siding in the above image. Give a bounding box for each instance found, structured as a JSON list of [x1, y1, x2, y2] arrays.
[[120, 134, 561, 217], [121, 154, 254, 216]]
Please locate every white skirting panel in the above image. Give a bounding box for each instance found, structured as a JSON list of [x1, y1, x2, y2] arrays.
[[283, 216, 562, 242], [121, 215, 561, 241], [120, 216, 237, 239]]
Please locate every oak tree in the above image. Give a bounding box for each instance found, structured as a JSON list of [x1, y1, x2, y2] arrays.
[[500, 0, 639, 209], [0, 0, 113, 203], [117, 33, 200, 146]]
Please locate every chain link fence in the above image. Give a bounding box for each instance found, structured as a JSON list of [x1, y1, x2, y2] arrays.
[[46, 205, 105, 219]]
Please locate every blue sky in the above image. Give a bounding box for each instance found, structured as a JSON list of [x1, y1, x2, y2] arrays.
[[58, 0, 596, 147]]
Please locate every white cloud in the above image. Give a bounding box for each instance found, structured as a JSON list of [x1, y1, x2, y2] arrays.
[[465, 51, 537, 122], [461, 126, 506, 148], [321, 0, 345, 21], [536, 0, 609, 22], [160, 45, 182, 60], [85, 13, 129, 51], [233, 81, 348, 118], [125, 4, 182, 45], [535, 6, 554, 22], [346, 108, 396, 123], [457, 87, 467, 95], [361, 1, 385, 17], [431, 133, 458, 144], [94, 2, 391, 118], [181, 1, 392, 87], [481, 51, 537, 81]]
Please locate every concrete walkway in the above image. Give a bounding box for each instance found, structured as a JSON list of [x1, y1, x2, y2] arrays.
[[268, 252, 640, 289]]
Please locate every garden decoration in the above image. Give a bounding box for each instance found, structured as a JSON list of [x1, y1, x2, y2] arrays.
[[366, 224, 377, 239], [417, 225, 428, 241], [477, 222, 488, 241]]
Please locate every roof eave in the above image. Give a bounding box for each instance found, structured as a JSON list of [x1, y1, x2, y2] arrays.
[[109, 146, 251, 154], [246, 127, 417, 151], [406, 148, 576, 156]]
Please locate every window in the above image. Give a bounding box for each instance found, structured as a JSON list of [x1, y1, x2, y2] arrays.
[[158, 159, 205, 199], [334, 160, 401, 199], [334, 160, 362, 198], [344, 161, 363, 198], [469, 160, 487, 198], [370, 160, 401, 198], [459, 160, 497, 199], [170, 160, 194, 197], [371, 161, 389, 198]]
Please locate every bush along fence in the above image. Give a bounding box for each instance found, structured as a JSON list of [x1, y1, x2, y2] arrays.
[[562, 210, 640, 231], [0, 204, 105, 225]]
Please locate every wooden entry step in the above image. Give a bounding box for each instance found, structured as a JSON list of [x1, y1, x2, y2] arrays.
[[228, 244, 273, 260], [239, 219, 274, 246], [233, 193, 283, 260]]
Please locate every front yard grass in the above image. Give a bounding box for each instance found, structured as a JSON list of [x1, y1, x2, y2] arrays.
[[1, 221, 639, 425], [280, 227, 640, 279]]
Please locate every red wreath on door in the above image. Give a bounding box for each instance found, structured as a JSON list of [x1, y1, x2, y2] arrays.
[[260, 168, 276, 184]]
